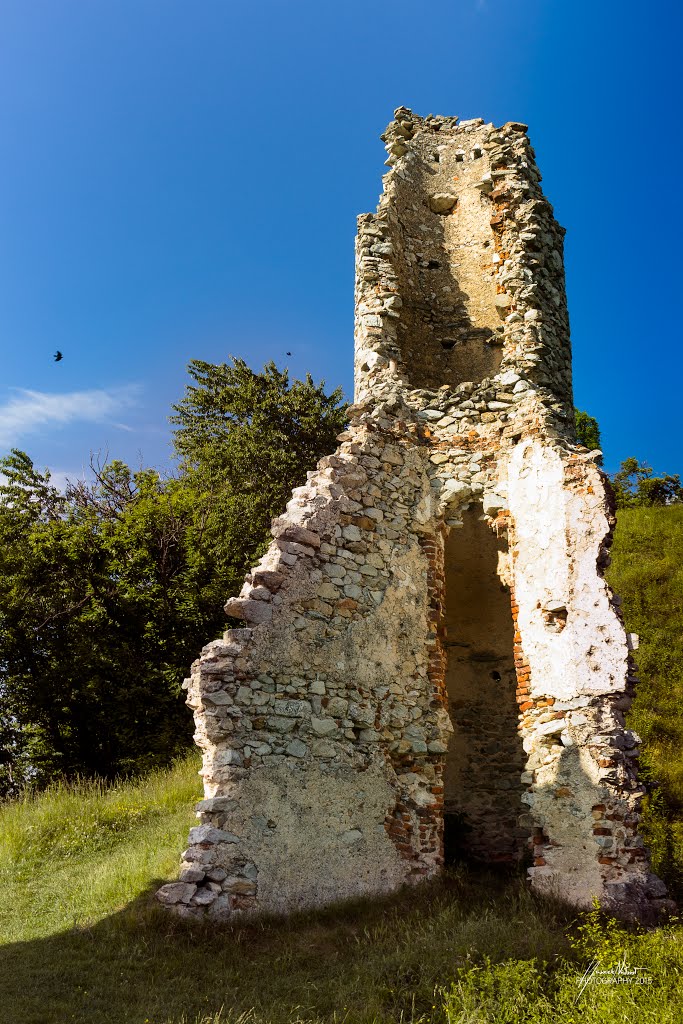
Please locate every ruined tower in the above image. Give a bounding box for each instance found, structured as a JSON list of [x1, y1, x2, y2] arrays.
[[158, 110, 669, 921]]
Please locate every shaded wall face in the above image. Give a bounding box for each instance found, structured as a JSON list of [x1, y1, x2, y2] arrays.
[[443, 509, 527, 863], [389, 128, 504, 391]]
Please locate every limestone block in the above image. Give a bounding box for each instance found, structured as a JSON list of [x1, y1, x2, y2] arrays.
[[286, 739, 308, 758], [224, 598, 273, 624], [252, 570, 285, 591], [428, 193, 457, 213], [192, 887, 219, 906], [440, 479, 472, 507], [310, 717, 337, 736], [188, 825, 240, 845], [157, 882, 197, 906], [179, 867, 205, 883]]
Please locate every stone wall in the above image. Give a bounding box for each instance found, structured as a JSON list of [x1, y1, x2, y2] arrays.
[[158, 109, 670, 923]]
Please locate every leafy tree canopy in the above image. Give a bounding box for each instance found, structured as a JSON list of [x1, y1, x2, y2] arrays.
[[573, 410, 682, 508], [0, 359, 347, 794], [0, 453, 210, 792], [170, 357, 347, 597], [574, 409, 601, 454], [612, 457, 683, 509], [172, 356, 346, 493]]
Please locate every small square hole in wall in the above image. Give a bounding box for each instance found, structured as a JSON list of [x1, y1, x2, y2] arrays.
[[472, 147, 483, 159], [431, 152, 440, 163], [440, 339, 456, 350], [455, 151, 465, 163]]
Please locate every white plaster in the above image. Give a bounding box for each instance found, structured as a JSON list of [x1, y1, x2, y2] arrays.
[[507, 440, 629, 701]]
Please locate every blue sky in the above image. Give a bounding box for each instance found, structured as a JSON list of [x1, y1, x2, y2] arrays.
[[0, 0, 679, 483]]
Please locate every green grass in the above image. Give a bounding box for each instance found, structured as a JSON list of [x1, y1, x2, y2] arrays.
[[607, 505, 683, 803], [607, 504, 683, 894], [1, 753, 683, 1024], [2, 506, 683, 1023], [0, 753, 202, 943]]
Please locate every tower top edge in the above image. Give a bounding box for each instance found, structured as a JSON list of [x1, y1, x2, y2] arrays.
[[386, 106, 528, 137]]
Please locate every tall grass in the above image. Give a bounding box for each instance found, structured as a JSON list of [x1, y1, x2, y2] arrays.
[[0, 752, 201, 942]]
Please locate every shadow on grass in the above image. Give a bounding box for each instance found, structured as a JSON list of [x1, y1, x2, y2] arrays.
[[0, 866, 577, 1024]]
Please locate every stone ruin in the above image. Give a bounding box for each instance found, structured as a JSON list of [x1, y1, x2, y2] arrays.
[[158, 108, 670, 922]]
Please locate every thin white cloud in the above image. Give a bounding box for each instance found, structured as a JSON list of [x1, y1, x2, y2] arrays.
[[0, 386, 141, 449], [0, 466, 88, 494], [45, 469, 87, 492]]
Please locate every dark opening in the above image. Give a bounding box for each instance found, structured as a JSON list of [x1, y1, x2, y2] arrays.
[[442, 508, 528, 866]]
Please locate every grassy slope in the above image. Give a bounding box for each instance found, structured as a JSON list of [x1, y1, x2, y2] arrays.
[[607, 505, 683, 802], [0, 755, 201, 944], [1, 509, 683, 1022], [607, 505, 683, 892]]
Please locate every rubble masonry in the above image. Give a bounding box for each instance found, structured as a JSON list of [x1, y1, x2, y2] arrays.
[[158, 109, 670, 923]]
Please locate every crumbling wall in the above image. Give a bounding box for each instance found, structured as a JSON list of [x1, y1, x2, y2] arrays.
[[156, 422, 456, 917], [505, 441, 662, 911], [158, 109, 670, 923]]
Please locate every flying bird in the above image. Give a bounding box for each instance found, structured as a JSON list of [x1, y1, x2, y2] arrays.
[[286, 351, 292, 356], [54, 351, 63, 362]]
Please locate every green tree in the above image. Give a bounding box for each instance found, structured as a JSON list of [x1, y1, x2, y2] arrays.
[[0, 453, 211, 789], [0, 693, 25, 799], [611, 457, 683, 509], [0, 359, 347, 792], [574, 408, 601, 453], [171, 357, 347, 592]]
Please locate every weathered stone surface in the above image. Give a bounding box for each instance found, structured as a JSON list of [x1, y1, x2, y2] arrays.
[[311, 717, 336, 736], [158, 108, 667, 926], [428, 193, 457, 213], [224, 598, 273, 625], [188, 825, 239, 845], [157, 882, 197, 905], [277, 524, 321, 548], [192, 887, 219, 906], [252, 570, 285, 591], [202, 691, 233, 706], [285, 739, 308, 758], [179, 867, 206, 883]]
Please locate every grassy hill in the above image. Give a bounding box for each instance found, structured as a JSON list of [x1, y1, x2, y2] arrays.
[[607, 504, 683, 893], [1, 507, 683, 1023]]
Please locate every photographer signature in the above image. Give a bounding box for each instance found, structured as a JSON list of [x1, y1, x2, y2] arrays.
[[577, 959, 653, 998]]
